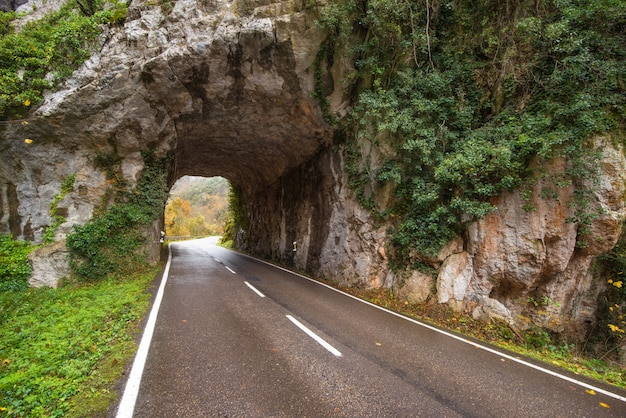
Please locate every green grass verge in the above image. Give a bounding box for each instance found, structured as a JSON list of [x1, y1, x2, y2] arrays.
[[0, 267, 157, 417]]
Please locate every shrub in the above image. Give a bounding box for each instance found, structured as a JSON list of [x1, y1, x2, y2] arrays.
[[319, 0, 626, 259], [0, 1, 127, 120], [0, 235, 33, 292]]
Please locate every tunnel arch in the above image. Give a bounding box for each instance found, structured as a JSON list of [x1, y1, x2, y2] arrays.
[[0, 0, 387, 289]]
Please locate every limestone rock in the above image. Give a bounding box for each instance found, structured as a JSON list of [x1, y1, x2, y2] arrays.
[[436, 252, 473, 310], [28, 240, 70, 288], [398, 270, 434, 305], [472, 297, 513, 324], [465, 139, 626, 335], [0, 0, 27, 12], [1, 0, 338, 287]]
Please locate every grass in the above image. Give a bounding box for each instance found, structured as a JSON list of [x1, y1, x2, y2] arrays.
[[0, 267, 157, 417]]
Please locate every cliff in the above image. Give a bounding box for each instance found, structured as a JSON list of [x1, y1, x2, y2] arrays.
[[0, 0, 624, 351]]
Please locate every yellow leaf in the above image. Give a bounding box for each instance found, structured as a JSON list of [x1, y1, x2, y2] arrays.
[[21, 120, 28, 125], [614, 281, 623, 288], [608, 279, 614, 284], [599, 402, 610, 409], [585, 389, 596, 395], [24, 99, 30, 106], [24, 138, 33, 144]]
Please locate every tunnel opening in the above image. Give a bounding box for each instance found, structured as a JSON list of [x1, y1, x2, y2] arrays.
[[165, 176, 230, 240]]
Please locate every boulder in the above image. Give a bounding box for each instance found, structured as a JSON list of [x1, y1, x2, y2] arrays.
[[28, 240, 70, 288]]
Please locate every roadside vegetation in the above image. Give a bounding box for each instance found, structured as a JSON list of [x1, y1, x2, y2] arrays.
[[0, 233, 157, 417], [317, 0, 625, 258], [0, 0, 127, 120]]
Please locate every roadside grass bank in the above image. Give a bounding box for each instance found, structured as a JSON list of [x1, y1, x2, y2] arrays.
[[0, 267, 157, 417], [322, 282, 626, 390]]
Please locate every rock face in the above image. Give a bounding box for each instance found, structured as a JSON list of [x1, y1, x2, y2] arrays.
[[456, 139, 626, 336], [0, 0, 624, 342], [0, 0, 27, 12], [0, 0, 337, 283]]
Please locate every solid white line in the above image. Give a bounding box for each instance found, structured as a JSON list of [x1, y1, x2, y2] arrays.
[[244, 281, 265, 298], [116, 244, 174, 418], [286, 314, 342, 357], [225, 265, 236, 274], [234, 251, 626, 403]]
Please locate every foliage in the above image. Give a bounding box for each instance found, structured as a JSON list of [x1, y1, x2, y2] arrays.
[[164, 176, 229, 237], [43, 174, 76, 244], [0, 1, 127, 120], [67, 152, 169, 280], [0, 269, 154, 417], [170, 176, 229, 203], [0, 235, 33, 292], [594, 226, 626, 357], [319, 0, 626, 258], [0, 10, 15, 36], [221, 183, 248, 245]]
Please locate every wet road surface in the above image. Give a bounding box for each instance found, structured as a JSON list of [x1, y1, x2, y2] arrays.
[[116, 238, 626, 417]]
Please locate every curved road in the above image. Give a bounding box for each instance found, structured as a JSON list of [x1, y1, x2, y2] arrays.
[[116, 238, 626, 417]]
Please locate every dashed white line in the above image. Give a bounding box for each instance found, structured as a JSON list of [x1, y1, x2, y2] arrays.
[[244, 281, 265, 298], [225, 265, 236, 274], [286, 314, 342, 357], [116, 244, 174, 418]]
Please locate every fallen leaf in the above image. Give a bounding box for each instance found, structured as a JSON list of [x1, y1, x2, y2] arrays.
[[375, 342, 382, 346], [599, 402, 610, 409], [24, 138, 33, 144], [585, 389, 596, 395], [181, 319, 187, 323]]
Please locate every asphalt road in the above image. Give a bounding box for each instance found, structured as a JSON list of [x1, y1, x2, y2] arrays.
[[116, 237, 626, 417]]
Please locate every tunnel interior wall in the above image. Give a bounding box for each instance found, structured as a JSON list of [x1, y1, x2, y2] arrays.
[[242, 144, 390, 287]]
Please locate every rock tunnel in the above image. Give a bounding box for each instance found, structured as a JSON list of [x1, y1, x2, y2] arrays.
[[0, 0, 387, 288]]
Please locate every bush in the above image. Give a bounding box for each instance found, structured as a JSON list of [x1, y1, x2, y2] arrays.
[[0, 1, 127, 120], [0, 235, 32, 292], [322, 0, 626, 259]]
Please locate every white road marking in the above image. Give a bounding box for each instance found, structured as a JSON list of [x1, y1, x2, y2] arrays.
[[225, 265, 236, 274], [238, 251, 626, 404], [286, 314, 342, 357], [244, 281, 265, 298], [116, 244, 174, 418]]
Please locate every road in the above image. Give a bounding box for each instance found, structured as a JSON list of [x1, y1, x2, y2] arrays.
[[116, 237, 626, 417]]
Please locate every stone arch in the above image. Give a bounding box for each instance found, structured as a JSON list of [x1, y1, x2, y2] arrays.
[[0, 0, 386, 288]]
